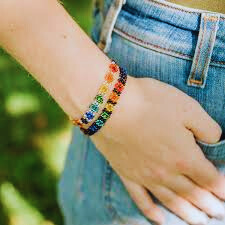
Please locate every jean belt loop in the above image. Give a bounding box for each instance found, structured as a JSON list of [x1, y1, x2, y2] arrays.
[[187, 13, 220, 88], [97, 0, 125, 53]]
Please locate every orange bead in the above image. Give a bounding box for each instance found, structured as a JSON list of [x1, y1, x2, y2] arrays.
[[109, 92, 119, 102], [105, 72, 114, 83], [72, 119, 82, 126]]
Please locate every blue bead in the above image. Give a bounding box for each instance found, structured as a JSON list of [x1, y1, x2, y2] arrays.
[[85, 111, 94, 120], [89, 124, 98, 132], [119, 67, 127, 77]]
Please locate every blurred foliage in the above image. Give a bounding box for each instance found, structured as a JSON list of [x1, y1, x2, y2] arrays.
[[0, 0, 93, 225]]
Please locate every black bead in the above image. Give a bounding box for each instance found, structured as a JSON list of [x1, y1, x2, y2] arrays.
[[107, 99, 117, 105], [81, 117, 88, 124], [119, 67, 127, 77], [113, 88, 121, 96]]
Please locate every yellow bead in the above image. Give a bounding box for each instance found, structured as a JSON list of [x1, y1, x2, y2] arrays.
[[99, 84, 109, 94], [106, 103, 114, 112]]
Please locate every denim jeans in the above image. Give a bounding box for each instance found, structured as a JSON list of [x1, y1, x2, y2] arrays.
[[58, 0, 225, 224]]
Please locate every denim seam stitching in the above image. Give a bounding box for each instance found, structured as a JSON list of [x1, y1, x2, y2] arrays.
[[189, 17, 212, 85], [190, 16, 219, 85], [113, 27, 225, 65], [103, 162, 139, 225], [147, 0, 225, 19], [200, 18, 218, 82], [103, 161, 126, 223], [189, 16, 207, 84], [114, 27, 191, 57]]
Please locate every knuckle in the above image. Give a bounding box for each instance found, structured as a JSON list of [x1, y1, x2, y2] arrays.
[[162, 195, 174, 205], [175, 158, 192, 172], [151, 168, 167, 182]]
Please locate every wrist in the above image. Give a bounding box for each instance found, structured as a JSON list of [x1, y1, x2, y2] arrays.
[[91, 76, 143, 141], [66, 56, 112, 119]]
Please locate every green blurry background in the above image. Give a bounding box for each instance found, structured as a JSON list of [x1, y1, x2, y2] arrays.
[[0, 1, 92, 225]]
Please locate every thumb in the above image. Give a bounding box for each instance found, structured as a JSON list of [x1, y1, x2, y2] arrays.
[[119, 175, 165, 225]]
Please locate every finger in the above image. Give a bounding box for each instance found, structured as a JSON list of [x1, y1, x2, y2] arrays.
[[150, 185, 209, 225], [120, 176, 165, 225], [168, 174, 225, 220], [183, 100, 222, 144], [183, 145, 225, 200]]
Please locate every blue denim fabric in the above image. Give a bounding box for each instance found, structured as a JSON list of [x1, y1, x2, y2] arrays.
[[58, 0, 225, 224]]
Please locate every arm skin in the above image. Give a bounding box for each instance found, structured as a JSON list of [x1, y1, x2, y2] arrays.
[[0, 1, 224, 225], [0, 0, 111, 120]]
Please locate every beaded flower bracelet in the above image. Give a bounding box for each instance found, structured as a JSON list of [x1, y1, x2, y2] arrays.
[[81, 66, 128, 136], [71, 60, 120, 127]]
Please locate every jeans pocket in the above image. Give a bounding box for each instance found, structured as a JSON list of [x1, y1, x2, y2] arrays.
[[197, 139, 225, 161], [104, 162, 155, 225], [197, 138, 225, 173]]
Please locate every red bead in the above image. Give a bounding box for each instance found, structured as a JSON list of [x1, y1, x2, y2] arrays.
[[115, 81, 124, 92], [109, 63, 119, 73]]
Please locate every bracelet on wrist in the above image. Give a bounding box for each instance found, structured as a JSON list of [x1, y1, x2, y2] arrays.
[[70, 60, 128, 136], [71, 60, 120, 127]]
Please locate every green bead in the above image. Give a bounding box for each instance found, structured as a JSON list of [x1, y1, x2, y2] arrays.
[[96, 95, 103, 104], [102, 111, 110, 120], [96, 119, 104, 127], [90, 102, 99, 112]]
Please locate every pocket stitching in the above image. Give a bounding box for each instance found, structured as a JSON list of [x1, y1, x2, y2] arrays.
[[113, 27, 225, 66], [103, 161, 126, 223]]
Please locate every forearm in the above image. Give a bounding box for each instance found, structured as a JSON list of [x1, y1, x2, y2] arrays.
[[0, 0, 110, 119]]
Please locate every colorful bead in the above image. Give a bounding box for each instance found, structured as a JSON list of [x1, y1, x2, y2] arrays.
[[101, 111, 110, 120], [70, 60, 128, 136], [72, 119, 82, 126], [115, 81, 124, 92], [85, 111, 95, 121], [99, 84, 109, 94], [90, 102, 99, 112], [96, 94, 104, 104], [106, 103, 114, 112], [109, 63, 119, 73], [119, 76, 127, 85], [109, 92, 119, 102], [96, 119, 104, 127], [89, 124, 99, 133], [105, 72, 114, 83]]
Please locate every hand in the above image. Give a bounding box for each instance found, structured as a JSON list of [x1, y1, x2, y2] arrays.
[[91, 76, 225, 225]]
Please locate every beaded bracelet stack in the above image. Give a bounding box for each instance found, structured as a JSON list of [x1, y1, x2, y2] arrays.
[[70, 60, 128, 136]]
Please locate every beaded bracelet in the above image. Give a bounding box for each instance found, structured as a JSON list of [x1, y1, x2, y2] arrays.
[[71, 60, 120, 127], [81, 66, 128, 136]]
